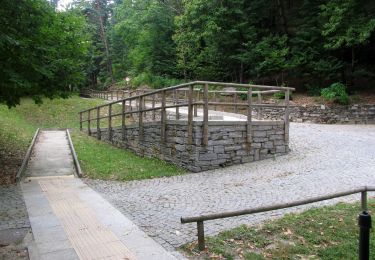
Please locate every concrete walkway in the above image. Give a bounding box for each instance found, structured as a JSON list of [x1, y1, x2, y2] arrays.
[[21, 130, 179, 260]]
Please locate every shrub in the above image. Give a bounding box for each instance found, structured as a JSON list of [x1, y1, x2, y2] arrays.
[[131, 72, 182, 89], [321, 82, 349, 105], [273, 91, 293, 100]]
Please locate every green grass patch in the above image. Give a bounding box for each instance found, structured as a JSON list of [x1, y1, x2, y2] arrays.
[[182, 200, 375, 259], [71, 131, 184, 180], [0, 95, 185, 181]]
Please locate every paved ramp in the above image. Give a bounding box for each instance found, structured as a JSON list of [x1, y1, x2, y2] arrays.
[[21, 130, 179, 260], [25, 130, 74, 177]]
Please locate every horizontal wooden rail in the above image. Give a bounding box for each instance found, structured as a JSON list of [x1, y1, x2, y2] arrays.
[[79, 81, 295, 149], [181, 186, 375, 251]]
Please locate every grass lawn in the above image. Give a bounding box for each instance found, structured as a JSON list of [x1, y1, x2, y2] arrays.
[[182, 200, 375, 259], [0, 95, 184, 182]]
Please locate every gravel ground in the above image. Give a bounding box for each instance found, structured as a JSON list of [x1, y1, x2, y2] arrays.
[[0, 184, 30, 259], [0, 184, 30, 232], [85, 123, 375, 251]]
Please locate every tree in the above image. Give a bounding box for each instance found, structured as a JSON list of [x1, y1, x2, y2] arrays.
[[320, 0, 375, 86], [0, 0, 89, 107]]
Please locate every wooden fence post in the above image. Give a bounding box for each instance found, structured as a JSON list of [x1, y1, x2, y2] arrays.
[[139, 96, 144, 142], [247, 88, 253, 144], [108, 104, 112, 141], [88, 110, 91, 135], [152, 94, 156, 121], [257, 93, 262, 120], [284, 89, 290, 143], [129, 92, 132, 111], [79, 112, 82, 131], [188, 84, 194, 145], [203, 84, 209, 146], [194, 90, 199, 117], [122, 100, 126, 141], [161, 90, 166, 143], [175, 89, 180, 120], [213, 92, 217, 111], [234, 92, 238, 113], [96, 107, 101, 140]]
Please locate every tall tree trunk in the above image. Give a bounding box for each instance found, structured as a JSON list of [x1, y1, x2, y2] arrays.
[[276, 0, 289, 36], [350, 45, 355, 88], [95, 0, 114, 84]]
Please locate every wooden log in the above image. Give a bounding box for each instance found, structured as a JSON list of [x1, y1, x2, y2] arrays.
[[203, 84, 209, 146], [247, 88, 253, 144], [188, 85, 194, 145], [122, 100, 126, 141]]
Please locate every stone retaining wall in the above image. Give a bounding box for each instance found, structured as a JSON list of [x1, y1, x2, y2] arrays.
[[261, 104, 375, 124], [89, 120, 288, 172]]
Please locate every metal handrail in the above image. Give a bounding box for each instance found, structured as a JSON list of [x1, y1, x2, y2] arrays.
[[181, 186, 375, 251]]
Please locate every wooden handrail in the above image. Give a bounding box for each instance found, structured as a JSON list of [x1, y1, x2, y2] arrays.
[[181, 186, 375, 251], [79, 81, 295, 148]]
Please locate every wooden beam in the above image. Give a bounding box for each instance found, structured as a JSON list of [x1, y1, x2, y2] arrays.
[[247, 88, 253, 144], [161, 90, 166, 143], [203, 84, 209, 146], [88, 110, 91, 135], [284, 89, 290, 143], [108, 104, 112, 141], [96, 107, 101, 140], [188, 84, 194, 145], [139, 96, 144, 142], [122, 100, 126, 141]]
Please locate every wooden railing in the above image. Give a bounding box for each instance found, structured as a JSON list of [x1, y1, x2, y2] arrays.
[[181, 186, 375, 253], [79, 81, 295, 146]]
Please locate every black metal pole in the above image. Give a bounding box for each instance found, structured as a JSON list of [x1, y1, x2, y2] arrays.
[[358, 211, 372, 260]]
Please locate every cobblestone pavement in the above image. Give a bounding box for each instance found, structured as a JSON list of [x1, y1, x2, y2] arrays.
[[85, 123, 375, 251], [0, 184, 30, 232]]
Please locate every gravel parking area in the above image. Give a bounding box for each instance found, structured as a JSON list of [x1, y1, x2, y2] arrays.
[[85, 123, 375, 251]]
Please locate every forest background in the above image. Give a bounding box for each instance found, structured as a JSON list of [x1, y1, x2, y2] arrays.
[[1, 0, 375, 106]]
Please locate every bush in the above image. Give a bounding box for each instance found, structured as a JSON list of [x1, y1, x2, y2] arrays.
[[131, 72, 182, 89], [273, 91, 293, 100], [321, 82, 349, 105]]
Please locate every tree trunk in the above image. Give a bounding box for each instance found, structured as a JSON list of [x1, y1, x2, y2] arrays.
[[95, 0, 114, 84], [350, 45, 355, 87], [276, 0, 289, 36]]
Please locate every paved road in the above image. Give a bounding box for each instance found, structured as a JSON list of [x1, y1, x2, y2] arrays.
[[86, 123, 375, 251]]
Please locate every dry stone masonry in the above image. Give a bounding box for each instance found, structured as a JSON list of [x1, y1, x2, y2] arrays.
[[261, 104, 375, 124], [90, 120, 288, 172]]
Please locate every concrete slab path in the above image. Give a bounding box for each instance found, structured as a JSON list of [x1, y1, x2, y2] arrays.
[[21, 130, 180, 260]]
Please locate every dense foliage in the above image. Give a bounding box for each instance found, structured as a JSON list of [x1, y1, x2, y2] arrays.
[[1, 0, 375, 105], [0, 0, 89, 107]]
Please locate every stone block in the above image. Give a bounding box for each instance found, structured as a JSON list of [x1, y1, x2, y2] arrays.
[[199, 153, 217, 161]]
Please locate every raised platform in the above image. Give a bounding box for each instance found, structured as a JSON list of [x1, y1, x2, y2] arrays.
[[90, 120, 288, 172]]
